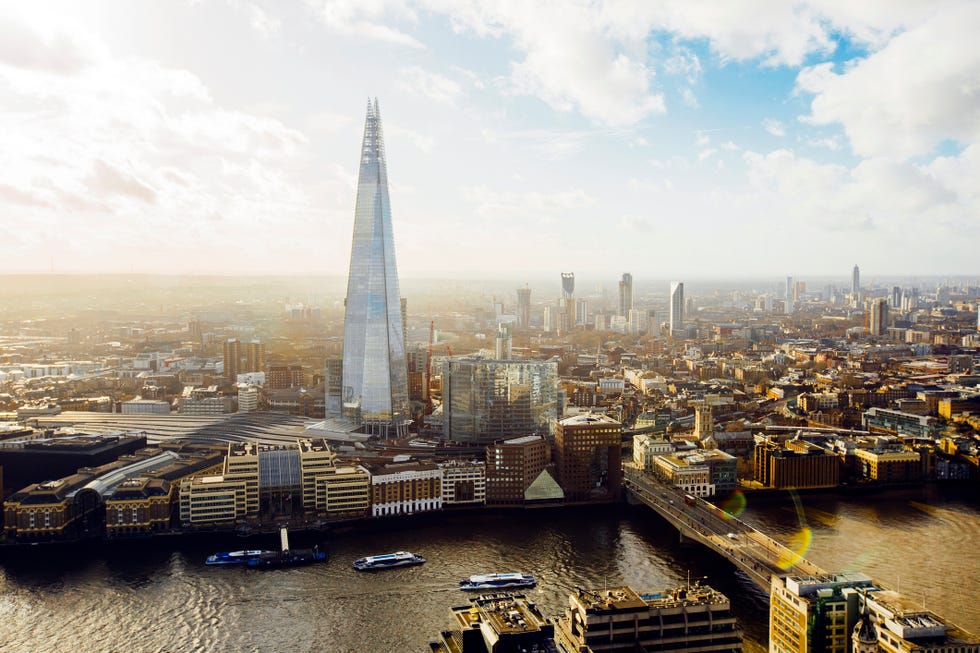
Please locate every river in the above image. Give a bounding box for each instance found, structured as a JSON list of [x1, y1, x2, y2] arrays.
[[0, 486, 976, 652]]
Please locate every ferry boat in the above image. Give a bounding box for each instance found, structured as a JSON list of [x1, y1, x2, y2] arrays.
[[205, 549, 269, 566], [459, 573, 536, 591], [353, 551, 426, 571]]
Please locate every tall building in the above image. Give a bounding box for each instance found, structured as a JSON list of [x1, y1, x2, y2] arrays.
[[245, 340, 265, 374], [786, 275, 795, 313], [618, 272, 633, 316], [669, 281, 684, 336], [870, 297, 889, 336], [516, 285, 531, 329], [852, 264, 860, 302], [770, 573, 874, 653], [560, 272, 575, 335], [340, 99, 410, 438], [223, 338, 241, 385]]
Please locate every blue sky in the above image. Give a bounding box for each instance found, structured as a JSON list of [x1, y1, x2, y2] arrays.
[[0, 0, 977, 279]]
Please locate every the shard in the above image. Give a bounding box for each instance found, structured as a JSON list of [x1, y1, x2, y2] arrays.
[[340, 98, 409, 437]]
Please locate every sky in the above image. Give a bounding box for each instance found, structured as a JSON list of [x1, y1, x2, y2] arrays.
[[0, 0, 978, 280]]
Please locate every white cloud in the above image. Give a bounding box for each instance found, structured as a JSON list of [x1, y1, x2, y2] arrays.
[[396, 66, 463, 105], [680, 87, 699, 108], [307, 0, 424, 48], [763, 119, 786, 137], [797, 2, 980, 158], [462, 185, 595, 221]]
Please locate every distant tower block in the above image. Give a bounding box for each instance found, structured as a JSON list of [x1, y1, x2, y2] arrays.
[[619, 273, 633, 316], [495, 323, 513, 360], [516, 285, 531, 329], [669, 281, 684, 336], [852, 264, 860, 307]]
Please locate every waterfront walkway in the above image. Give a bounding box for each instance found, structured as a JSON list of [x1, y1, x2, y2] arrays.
[[623, 464, 825, 591]]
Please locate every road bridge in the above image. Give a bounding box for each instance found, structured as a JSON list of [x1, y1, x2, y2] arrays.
[[623, 463, 825, 592]]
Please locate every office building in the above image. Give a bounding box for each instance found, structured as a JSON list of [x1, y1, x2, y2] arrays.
[[669, 281, 684, 336], [554, 413, 621, 502], [223, 338, 241, 385], [121, 398, 171, 415], [177, 386, 233, 415], [442, 358, 558, 444], [237, 384, 259, 413], [754, 437, 840, 489], [438, 460, 486, 506], [870, 298, 889, 336], [786, 276, 795, 313], [556, 584, 742, 653], [485, 435, 550, 506], [340, 98, 410, 438], [618, 272, 633, 316], [516, 285, 531, 329], [494, 323, 513, 360], [770, 573, 874, 653]]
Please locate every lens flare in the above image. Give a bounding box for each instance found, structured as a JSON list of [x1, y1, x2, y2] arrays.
[[719, 489, 746, 518], [777, 527, 814, 570]]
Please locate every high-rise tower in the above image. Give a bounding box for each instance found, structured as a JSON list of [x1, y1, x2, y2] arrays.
[[560, 272, 575, 335], [516, 285, 531, 329], [852, 264, 860, 307], [618, 273, 633, 316], [340, 99, 409, 437], [669, 282, 684, 336]]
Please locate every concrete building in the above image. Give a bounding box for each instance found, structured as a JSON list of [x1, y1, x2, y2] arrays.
[[177, 386, 233, 415], [494, 323, 513, 360], [121, 398, 171, 415], [631, 433, 673, 472], [237, 384, 259, 413], [754, 438, 840, 489], [245, 340, 265, 374], [516, 285, 531, 329], [555, 413, 622, 502], [653, 453, 714, 497], [556, 584, 742, 653], [438, 460, 486, 506], [429, 592, 555, 653], [870, 298, 889, 336]]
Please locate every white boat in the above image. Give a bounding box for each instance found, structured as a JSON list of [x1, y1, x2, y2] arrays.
[[353, 551, 426, 571], [459, 573, 536, 591], [205, 549, 268, 566]]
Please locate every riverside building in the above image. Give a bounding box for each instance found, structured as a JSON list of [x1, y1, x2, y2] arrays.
[[555, 584, 742, 652]]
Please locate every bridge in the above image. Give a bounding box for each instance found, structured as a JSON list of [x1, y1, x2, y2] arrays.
[[623, 463, 825, 591]]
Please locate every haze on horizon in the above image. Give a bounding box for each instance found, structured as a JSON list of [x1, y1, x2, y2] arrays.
[[1, 1, 978, 279]]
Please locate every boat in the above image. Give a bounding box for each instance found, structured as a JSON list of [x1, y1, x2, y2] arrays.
[[245, 527, 327, 570], [205, 549, 270, 566], [353, 551, 426, 571], [459, 573, 536, 591], [245, 546, 327, 568]]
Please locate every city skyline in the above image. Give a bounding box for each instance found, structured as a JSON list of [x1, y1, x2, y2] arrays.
[[1, 2, 978, 278]]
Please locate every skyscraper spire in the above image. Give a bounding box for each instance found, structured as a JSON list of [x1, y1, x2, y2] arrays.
[[340, 98, 409, 438]]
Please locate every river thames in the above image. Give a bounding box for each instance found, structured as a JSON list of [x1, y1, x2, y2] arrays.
[[1, 486, 977, 652]]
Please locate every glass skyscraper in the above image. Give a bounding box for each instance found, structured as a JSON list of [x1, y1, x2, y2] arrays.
[[340, 99, 409, 437]]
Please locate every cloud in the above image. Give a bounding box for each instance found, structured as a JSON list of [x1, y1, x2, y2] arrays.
[[0, 11, 318, 273], [307, 0, 424, 48], [763, 119, 786, 137], [396, 66, 463, 105], [796, 2, 980, 158], [462, 185, 595, 221], [0, 8, 106, 75]]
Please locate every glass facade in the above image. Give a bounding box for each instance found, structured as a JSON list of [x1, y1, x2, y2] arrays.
[[341, 99, 409, 436], [442, 359, 558, 444]]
